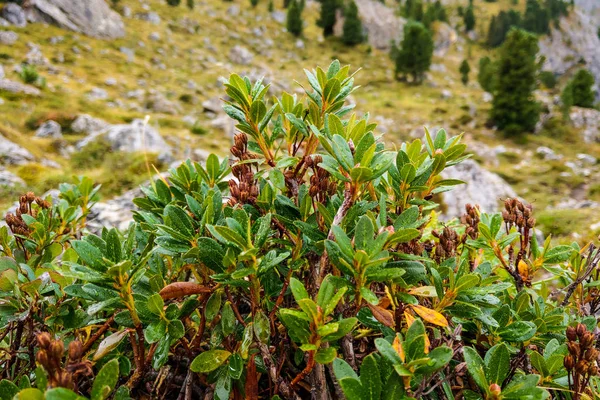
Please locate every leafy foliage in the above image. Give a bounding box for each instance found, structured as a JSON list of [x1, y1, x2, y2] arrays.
[[1, 61, 599, 399]]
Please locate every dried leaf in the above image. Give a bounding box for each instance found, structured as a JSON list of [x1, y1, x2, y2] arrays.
[[367, 303, 395, 328], [407, 286, 437, 297], [410, 304, 448, 327], [392, 335, 405, 363], [159, 282, 212, 300]]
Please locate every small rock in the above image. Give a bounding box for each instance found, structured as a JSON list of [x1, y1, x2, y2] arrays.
[[71, 114, 109, 135], [483, 92, 493, 103], [536, 146, 562, 161], [229, 45, 254, 65], [441, 90, 453, 100], [146, 93, 180, 115], [295, 39, 305, 49], [120, 47, 135, 62], [122, 6, 132, 18], [104, 77, 117, 86], [135, 12, 161, 25], [0, 170, 24, 188], [227, 5, 240, 16], [87, 87, 108, 101], [210, 114, 235, 138], [35, 121, 62, 138], [149, 32, 160, 41], [0, 135, 34, 165], [0, 30, 18, 45], [0, 79, 41, 96], [271, 11, 286, 24], [576, 153, 597, 165], [0, 65, 4, 80]]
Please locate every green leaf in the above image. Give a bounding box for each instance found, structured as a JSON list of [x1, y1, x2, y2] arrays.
[[463, 347, 488, 391], [164, 205, 195, 240], [279, 309, 311, 344], [146, 293, 165, 316], [315, 347, 337, 364], [338, 377, 365, 400], [332, 134, 354, 171], [208, 225, 248, 250], [190, 350, 232, 373], [0, 380, 19, 400], [71, 240, 105, 271], [45, 388, 84, 400], [91, 359, 119, 400], [360, 354, 382, 400], [497, 321, 537, 342], [484, 343, 510, 385], [374, 338, 403, 365], [253, 311, 271, 344], [13, 389, 43, 400], [105, 229, 122, 263], [543, 245, 574, 264], [333, 358, 359, 380], [196, 238, 225, 272], [221, 302, 236, 337]]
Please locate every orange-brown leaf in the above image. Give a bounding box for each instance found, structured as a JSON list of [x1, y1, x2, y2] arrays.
[[410, 304, 448, 327], [367, 303, 395, 328], [404, 310, 416, 328], [392, 335, 405, 363], [159, 282, 212, 300]]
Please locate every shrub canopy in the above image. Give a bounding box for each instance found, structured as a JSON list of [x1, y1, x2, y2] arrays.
[[0, 61, 598, 400]]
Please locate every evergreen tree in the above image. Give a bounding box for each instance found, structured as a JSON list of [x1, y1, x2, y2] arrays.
[[286, 0, 303, 36], [251, 0, 259, 7], [464, 5, 475, 32], [434, 0, 447, 21], [187, 0, 194, 8], [393, 21, 433, 84], [478, 56, 496, 92], [459, 60, 471, 85], [565, 69, 596, 108], [487, 10, 521, 47], [268, 0, 274, 11], [491, 28, 540, 135], [318, 0, 337, 37], [167, 0, 181, 5], [402, 0, 414, 17], [342, 1, 364, 45], [523, 0, 549, 34]]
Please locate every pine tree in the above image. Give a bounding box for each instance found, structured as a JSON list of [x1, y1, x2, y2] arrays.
[[393, 21, 433, 84], [342, 0, 363, 45], [566, 69, 596, 108], [167, 0, 181, 5], [459, 60, 471, 85], [491, 28, 540, 135], [286, 0, 303, 36], [268, 0, 274, 11], [187, 0, 194, 8], [523, 0, 549, 34], [318, 0, 337, 37], [487, 10, 521, 47], [464, 5, 475, 32], [251, 0, 259, 7], [478, 56, 496, 92]]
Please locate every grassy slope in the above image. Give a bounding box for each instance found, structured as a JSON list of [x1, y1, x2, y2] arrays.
[[0, 0, 599, 240]]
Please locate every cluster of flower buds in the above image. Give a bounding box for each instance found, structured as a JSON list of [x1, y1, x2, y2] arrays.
[[461, 203, 480, 240], [229, 134, 259, 206], [564, 323, 599, 395], [432, 226, 459, 262], [502, 198, 535, 231], [36, 332, 74, 390], [306, 156, 336, 203], [398, 236, 425, 256], [5, 192, 50, 236]]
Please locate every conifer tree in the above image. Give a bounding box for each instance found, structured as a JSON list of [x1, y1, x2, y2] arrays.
[[464, 4, 475, 32], [478, 56, 496, 92], [167, 0, 181, 5], [523, 0, 549, 34], [393, 21, 433, 84], [564, 69, 596, 108], [187, 0, 194, 9], [251, 0, 259, 7], [318, 0, 337, 37], [342, 0, 364, 45], [491, 28, 540, 135], [460, 60, 471, 85], [286, 0, 303, 36]]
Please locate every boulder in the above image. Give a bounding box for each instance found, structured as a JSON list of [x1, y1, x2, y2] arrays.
[[0, 79, 41, 96], [35, 120, 62, 138], [570, 107, 600, 143], [1, 3, 26, 27], [135, 12, 160, 25], [86, 187, 141, 232], [71, 114, 109, 135], [25, 0, 125, 39], [440, 159, 517, 219], [146, 93, 181, 115], [0, 30, 18, 45], [77, 119, 172, 162], [0, 135, 34, 165], [333, 0, 406, 50]]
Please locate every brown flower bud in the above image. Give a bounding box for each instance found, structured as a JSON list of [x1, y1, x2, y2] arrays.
[[577, 323, 586, 338], [582, 332, 594, 348], [26, 192, 35, 202], [576, 360, 588, 374], [489, 383, 501, 396], [37, 332, 52, 349], [68, 340, 83, 361], [49, 340, 64, 362], [36, 350, 49, 368], [567, 342, 580, 356], [567, 326, 577, 341]]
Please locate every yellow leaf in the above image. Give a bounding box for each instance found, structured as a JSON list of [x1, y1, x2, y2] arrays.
[[517, 260, 529, 280], [407, 286, 437, 297], [404, 310, 416, 328], [393, 335, 405, 363], [410, 304, 448, 327]]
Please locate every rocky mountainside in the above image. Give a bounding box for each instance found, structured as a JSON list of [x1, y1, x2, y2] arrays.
[[0, 0, 599, 241]]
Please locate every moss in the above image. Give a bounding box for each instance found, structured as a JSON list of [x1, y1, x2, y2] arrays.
[[97, 152, 165, 196], [537, 208, 596, 238], [71, 138, 113, 169]]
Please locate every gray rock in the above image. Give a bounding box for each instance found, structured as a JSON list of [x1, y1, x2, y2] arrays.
[[0, 170, 25, 188], [146, 93, 180, 115], [210, 114, 235, 138], [576, 153, 597, 165], [26, 0, 125, 39], [295, 39, 305, 49], [104, 77, 117, 86], [202, 96, 222, 115], [0, 30, 18, 45], [271, 11, 285, 24], [441, 159, 517, 219], [433, 22, 458, 57], [570, 107, 600, 143], [35, 120, 62, 138], [229, 45, 253, 65], [0, 135, 34, 165], [333, 0, 405, 50], [71, 114, 109, 134], [227, 5, 240, 16], [77, 119, 172, 162], [0, 79, 41, 96], [536, 146, 562, 161], [120, 47, 134, 62], [149, 32, 160, 41], [87, 87, 108, 101], [483, 92, 493, 103], [441, 89, 453, 99], [2, 3, 26, 27], [135, 12, 160, 25], [0, 65, 4, 80], [87, 187, 141, 232], [25, 44, 48, 66]]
